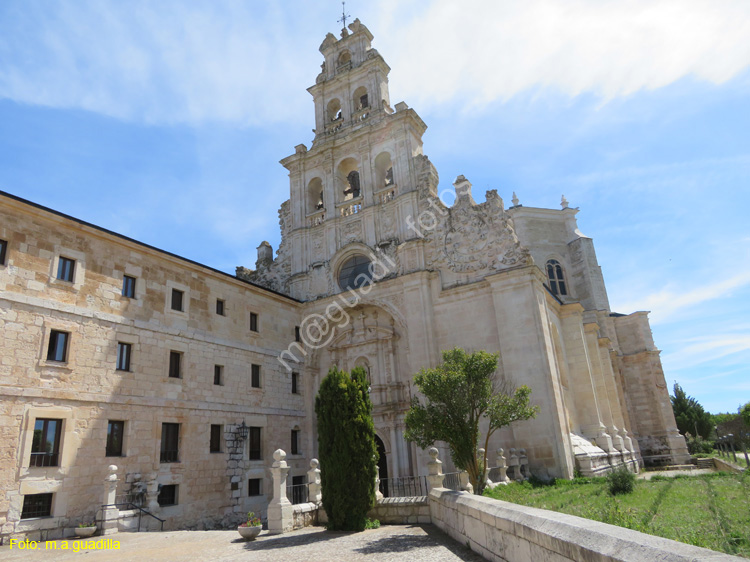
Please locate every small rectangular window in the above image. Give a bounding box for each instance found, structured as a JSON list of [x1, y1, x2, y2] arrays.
[[21, 493, 53, 519], [295, 326, 301, 342], [160, 423, 180, 463], [214, 365, 223, 386], [291, 429, 299, 455], [57, 257, 75, 282], [116, 342, 132, 371], [122, 275, 136, 298], [169, 351, 182, 379], [248, 427, 261, 460], [106, 420, 125, 457], [157, 484, 178, 507], [171, 289, 184, 311], [216, 299, 225, 316], [250, 312, 258, 332], [248, 478, 262, 496], [292, 372, 299, 394], [0, 239, 7, 265], [210, 424, 222, 453], [46, 330, 69, 363], [251, 364, 261, 388], [31, 418, 62, 467]]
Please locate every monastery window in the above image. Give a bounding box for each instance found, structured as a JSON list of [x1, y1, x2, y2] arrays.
[[30, 418, 62, 467], [157, 484, 178, 507], [292, 371, 299, 394], [248, 478, 262, 496], [216, 299, 225, 316], [214, 365, 223, 386], [168, 351, 182, 379], [116, 342, 132, 371], [160, 423, 180, 463], [546, 259, 568, 296], [57, 256, 75, 282], [171, 288, 184, 311], [251, 364, 261, 388], [337, 158, 361, 202], [353, 86, 369, 110], [344, 171, 361, 199], [210, 424, 223, 453], [122, 275, 136, 298], [375, 152, 394, 189], [291, 428, 300, 455], [106, 420, 125, 457], [0, 238, 7, 265], [248, 427, 262, 460], [295, 326, 301, 342], [21, 493, 53, 519], [47, 330, 70, 363], [327, 98, 342, 122], [338, 255, 372, 291], [307, 177, 324, 213], [250, 312, 259, 332]]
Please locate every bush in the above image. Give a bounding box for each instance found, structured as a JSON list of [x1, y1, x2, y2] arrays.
[[315, 366, 377, 531], [686, 434, 714, 455], [606, 466, 635, 495]]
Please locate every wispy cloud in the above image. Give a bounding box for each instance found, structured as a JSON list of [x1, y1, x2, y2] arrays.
[[662, 332, 750, 371]]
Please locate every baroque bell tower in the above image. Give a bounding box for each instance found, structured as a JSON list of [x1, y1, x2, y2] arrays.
[[244, 19, 439, 300]]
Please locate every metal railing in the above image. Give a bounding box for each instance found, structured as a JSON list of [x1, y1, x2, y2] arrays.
[[379, 475, 428, 498], [286, 484, 308, 505], [98, 502, 165, 533], [442, 471, 462, 491], [30, 452, 59, 467]]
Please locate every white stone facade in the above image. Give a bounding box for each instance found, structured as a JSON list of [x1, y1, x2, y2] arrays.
[[0, 19, 687, 541]]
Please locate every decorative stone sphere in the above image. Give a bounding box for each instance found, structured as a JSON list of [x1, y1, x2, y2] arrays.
[[428, 447, 439, 460], [108, 465, 118, 473], [310, 458, 319, 469], [273, 449, 286, 462]]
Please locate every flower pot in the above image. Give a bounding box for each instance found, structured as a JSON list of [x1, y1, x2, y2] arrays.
[[75, 527, 97, 538], [237, 525, 262, 540]]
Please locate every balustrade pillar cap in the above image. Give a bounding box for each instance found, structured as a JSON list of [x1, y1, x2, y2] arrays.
[[428, 447, 439, 460], [273, 449, 286, 462]]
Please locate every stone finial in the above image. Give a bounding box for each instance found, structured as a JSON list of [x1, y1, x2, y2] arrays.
[[458, 470, 474, 494], [427, 447, 445, 490], [273, 448, 287, 465], [268, 449, 292, 534], [495, 448, 509, 484], [561, 195, 569, 209], [428, 447, 439, 461], [519, 448, 529, 481], [308, 458, 322, 504], [257, 241, 274, 266], [374, 462, 384, 501], [512, 192, 519, 206]]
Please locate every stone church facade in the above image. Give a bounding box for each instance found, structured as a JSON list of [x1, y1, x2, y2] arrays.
[[0, 20, 687, 541]]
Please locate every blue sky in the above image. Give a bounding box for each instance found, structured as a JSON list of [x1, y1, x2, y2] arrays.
[[1, 1, 748, 414]]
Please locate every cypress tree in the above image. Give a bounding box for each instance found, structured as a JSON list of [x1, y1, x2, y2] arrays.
[[315, 365, 377, 531]]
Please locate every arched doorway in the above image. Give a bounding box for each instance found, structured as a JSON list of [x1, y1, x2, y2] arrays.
[[375, 435, 389, 497]]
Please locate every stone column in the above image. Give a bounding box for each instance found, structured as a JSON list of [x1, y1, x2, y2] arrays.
[[426, 447, 444, 490], [267, 449, 293, 535], [389, 422, 400, 477], [101, 465, 119, 535], [145, 472, 160, 513], [495, 448, 509, 484], [307, 459, 322, 504]]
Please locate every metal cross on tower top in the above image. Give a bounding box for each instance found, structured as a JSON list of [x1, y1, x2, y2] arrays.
[[338, 1, 350, 28]]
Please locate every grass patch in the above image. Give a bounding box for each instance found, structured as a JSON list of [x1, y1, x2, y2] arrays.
[[484, 472, 749, 558]]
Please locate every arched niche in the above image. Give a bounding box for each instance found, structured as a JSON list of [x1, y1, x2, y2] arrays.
[[307, 177, 324, 213], [353, 85, 369, 111], [337, 157, 361, 202], [374, 152, 394, 190], [338, 50, 352, 67], [327, 98, 342, 122]]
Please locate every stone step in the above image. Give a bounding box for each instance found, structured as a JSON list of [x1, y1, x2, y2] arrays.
[[696, 458, 715, 469]]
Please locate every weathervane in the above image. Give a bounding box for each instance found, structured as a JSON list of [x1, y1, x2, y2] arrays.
[[338, 1, 350, 28]]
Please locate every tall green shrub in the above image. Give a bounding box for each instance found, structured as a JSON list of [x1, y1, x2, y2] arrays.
[[315, 365, 377, 531]]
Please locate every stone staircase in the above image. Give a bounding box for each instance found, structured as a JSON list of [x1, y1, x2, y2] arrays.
[[696, 458, 715, 470]]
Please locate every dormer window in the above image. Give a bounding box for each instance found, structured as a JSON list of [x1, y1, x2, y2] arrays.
[[546, 259, 568, 296]]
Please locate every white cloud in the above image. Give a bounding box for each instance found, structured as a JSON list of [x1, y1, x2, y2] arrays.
[[1, 1, 749, 124], [662, 333, 750, 372]]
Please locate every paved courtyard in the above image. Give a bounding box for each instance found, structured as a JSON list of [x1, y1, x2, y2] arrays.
[[1, 525, 487, 562]]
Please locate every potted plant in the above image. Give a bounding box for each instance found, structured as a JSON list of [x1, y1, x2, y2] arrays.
[[75, 522, 97, 537], [237, 511, 262, 540]]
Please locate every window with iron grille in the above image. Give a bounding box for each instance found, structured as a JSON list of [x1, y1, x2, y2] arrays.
[[160, 423, 179, 463], [106, 420, 124, 457], [171, 288, 184, 311], [116, 342, 132, 371], [0, 239, 7, 265], [292, 372, 299, 394], [47, 330, 69, 363], [248, 478, 262, 496], [248, 427, 262, 460], [216, 299, 225, 315], [214, 365, 223, 386], [122, 275, 136, 298], [31, 418, 62, 467], [210, 424, 222, 453], [169, 351, 181, 378], [21, 493, 53, 519], [157, 484, 178, 506], [57, 257, 75, 282], [251, 364, 261, 388], [291, 429, 299, 455], [250, 312, 258, 332]]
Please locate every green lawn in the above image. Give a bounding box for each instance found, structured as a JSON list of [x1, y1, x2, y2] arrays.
[[483, 471, 750, 558]]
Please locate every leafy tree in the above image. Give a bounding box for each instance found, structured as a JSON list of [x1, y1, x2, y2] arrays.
[[741, 402, 750, 428], [404, 348, 539, 495], [314, 365, 377, 531], [670, 383, 713, 440]]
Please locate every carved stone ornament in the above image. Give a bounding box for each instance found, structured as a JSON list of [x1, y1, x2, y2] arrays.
[[342, 219, 362, 244]]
